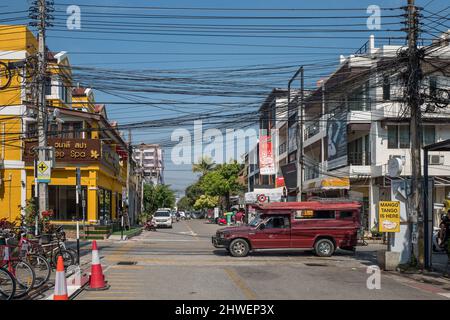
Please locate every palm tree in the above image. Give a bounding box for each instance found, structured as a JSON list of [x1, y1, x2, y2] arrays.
[[192, 156, 215, 176]]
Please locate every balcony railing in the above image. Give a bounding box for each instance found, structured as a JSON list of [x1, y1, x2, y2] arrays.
[[305, 165, 320, 180], [348, 151, 371, 166], [279, 142, 287, 155], [304, 118, 320, 140]]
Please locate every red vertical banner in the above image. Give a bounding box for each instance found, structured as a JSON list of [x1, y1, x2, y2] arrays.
[[259, 135, 275, 175]]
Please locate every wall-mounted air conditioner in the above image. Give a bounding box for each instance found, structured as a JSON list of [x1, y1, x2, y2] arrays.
[[429, 154, 444, 165]]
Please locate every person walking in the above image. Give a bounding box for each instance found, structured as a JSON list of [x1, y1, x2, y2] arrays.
[[235, 209, 244, 226], [439, 210, 450, 276]]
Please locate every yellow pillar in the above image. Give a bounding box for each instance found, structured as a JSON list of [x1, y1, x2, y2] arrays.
[[87, 170, 98, 223]]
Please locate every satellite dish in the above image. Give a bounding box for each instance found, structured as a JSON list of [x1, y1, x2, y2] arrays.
[[387, 157, 403, 178]]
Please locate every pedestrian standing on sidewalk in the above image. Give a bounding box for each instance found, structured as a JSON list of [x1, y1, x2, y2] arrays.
[[235, 209, 244, 226], [439, 210, 450, 275]]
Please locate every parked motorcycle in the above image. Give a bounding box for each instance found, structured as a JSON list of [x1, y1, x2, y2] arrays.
[[144, 220, 157, 231]]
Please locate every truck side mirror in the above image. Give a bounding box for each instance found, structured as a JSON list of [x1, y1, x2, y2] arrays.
[[258, 223, 265, 230]]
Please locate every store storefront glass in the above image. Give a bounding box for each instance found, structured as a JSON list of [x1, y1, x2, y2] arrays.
[[32, 185, 87, 220], [98, 188, 112, 224]]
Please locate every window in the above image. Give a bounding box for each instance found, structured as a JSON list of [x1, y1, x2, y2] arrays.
[[44, 77, 51, 95], [26, 122, 37, 138], [383, 75, 390, 101], [48, 123, 58, 137], [388, 125, 410, 149], [265, 216, 290, 229], [98, 188, 112, 223], [62, 121, 83, 139], [295, 210, 335, 219], [339, 211, 354, 219], [387, 126, 399, 149], [430, 77, 437, 97], [423, 126, 436, 146], [72, 122, 82, 138], [348, 82, 370, 111], [33, 185, 87, 220], [399, 126, 410, 148]]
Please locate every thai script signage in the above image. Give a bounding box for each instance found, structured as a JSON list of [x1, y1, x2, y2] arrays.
[[24, 138, 101, 163]]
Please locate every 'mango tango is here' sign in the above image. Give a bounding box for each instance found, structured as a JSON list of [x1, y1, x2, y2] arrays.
[[378, 201, 400, 233]]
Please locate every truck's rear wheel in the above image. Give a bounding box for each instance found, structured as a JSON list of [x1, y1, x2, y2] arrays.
[[314, 239, 335, 257], [229, 239, 249, 257]]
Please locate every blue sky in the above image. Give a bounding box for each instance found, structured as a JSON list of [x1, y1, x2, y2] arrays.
[[5, 0, 447, 197]]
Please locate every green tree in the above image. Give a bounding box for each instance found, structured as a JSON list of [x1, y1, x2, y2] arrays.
[[143, 184, 176, 219], [185, 180, 204, 207], [193, 195, 219, 210], [200, 161, 244, 210], [177, 196, 191, 211], [192, 156, 216, 176]]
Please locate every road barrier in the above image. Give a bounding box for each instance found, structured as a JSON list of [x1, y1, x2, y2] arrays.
[[53, 256, 68, 300], [86, 240, 109, 291]]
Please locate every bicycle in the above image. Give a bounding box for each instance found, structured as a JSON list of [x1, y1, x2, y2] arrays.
[[26, 226, 75, 269], [0, 267, 16, 300], [0, 240, 36, 299], [18, 234, 51, 289]]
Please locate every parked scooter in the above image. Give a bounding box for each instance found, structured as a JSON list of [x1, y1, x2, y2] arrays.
[[433, 226, 445, 252], [144, 220, 157, 231]]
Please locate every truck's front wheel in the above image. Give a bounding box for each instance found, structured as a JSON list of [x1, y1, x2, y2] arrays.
[[229, 239, 249, 257]]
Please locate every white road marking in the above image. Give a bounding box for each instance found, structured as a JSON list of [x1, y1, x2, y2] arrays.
[[438, 292, 450, 299]]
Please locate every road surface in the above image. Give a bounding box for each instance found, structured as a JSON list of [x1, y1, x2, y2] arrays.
[[75, 219, 450, 300]]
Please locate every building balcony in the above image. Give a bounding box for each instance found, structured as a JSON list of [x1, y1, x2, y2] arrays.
[[304, 119, 320, 140], [303, 115, 327, 147], [348, 151, 371, 166], [278, 142, 287, 155]]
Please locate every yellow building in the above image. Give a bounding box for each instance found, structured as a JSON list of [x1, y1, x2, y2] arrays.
[[0, 25, 129, 232]]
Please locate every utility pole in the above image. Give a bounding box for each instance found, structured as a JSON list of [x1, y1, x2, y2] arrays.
[[126, 129, 131, 221], [405, 0, 424, 268], [288, 66, 304, 201], [36, 0, 49, 219]]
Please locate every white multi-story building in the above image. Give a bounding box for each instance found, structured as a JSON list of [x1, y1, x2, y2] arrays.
[[301, 34, 450, 231], [132, 143, 164, 185]]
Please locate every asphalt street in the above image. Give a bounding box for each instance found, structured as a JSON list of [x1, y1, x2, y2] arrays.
[[75, 219, 450, 300]]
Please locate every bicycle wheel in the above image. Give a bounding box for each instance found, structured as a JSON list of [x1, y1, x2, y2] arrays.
[[8, 260, 35, 298], [26, 254, 51, 288], [0, 268, 16, 300], [66, 248, 78, 264], [53, 249, 75, 268]]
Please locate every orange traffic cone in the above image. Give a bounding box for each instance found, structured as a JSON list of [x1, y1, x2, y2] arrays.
[[53, 256, 68, 300], [87, 240, 109, 290]]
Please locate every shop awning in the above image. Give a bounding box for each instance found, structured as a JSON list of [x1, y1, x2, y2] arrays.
[[303, 177, 350, 192], [320, 177, 350, 190]]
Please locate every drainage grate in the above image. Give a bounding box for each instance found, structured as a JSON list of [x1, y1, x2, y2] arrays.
[[117, 261, 137, 265], [304, 263, 328, 267]]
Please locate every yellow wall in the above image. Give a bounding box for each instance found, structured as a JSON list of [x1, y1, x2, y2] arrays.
[[0, 26, 37, 106], [0, 116, 22, 161], [0, 169, 23, 222], [0, 25, 128, 224], [0, 25, 37, 52]]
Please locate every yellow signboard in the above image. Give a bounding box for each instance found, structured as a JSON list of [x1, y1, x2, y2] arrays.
[[378, 201, 400, 232]]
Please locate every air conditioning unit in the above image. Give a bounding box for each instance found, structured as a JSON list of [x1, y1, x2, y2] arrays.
[[429, 154, 444, 165]]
